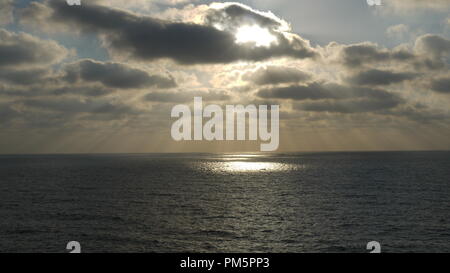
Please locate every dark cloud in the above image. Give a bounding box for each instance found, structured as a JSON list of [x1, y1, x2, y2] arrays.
[[338, 43, 415, 67], [415, 34, 450, 59], [258, 80, 403, 113], [0, 29, 69, 68], [257, 82, 396, 101], [331, 36, 449, 73], [21, 0, 316, 64], [347, 69, 417, 86], [0, 68, 52, 85], [342, 35, 450, 71], [243, 66, 311, 85], [0, 58, 176, 97], [430, 77, 450, 94], [63, 59, 176, 89]]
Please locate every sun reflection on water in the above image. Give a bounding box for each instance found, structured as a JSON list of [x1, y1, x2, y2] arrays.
[[195, 154, 305, 173], [222, 161, 281, 172], [204, 160, 300, 173]]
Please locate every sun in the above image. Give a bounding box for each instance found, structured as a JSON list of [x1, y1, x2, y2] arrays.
[[235, 25, 278, 47]]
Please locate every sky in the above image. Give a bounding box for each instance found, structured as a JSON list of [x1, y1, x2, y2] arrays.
[[0, 0, 449, 153]]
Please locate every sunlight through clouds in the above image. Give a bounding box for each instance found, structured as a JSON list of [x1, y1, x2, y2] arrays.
[[235, 25, 278, 47]]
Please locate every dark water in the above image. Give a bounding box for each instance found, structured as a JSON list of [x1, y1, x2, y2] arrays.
[[0, 152, 449, 253]]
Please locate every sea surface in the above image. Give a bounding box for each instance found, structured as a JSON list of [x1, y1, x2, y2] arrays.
[[0, 152, 449, 253]]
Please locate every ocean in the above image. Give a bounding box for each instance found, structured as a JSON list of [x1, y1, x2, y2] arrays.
[[0, 152, 449, 253]]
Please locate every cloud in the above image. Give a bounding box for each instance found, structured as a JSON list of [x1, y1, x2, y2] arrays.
[[0, 29, 70, 68], [0, 94, 146, 129], [379, 104, 450, 123], [257, 82, 396, 101], [326, 34, 450, 72], [20, 0, 317, 64], [430, 77, 450, 94], [0, 58, 177, 98], [0, 68, 52, 86], [22, 97, 139, 117], [415, 34, 450, 59], [2, 0, 447, 142], [257, 80, 404, 114], [63, 59, 177, 89], [48, 85, 114, 97], [334, 42, 415, 68], [242, 66, 311, 85], [346, 69, 417, 86], [386, 24, 410, 40], [205, 2, 290, 32]]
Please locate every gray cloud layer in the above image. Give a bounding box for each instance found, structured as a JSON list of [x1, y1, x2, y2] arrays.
[[21, 0, 316, 65]]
